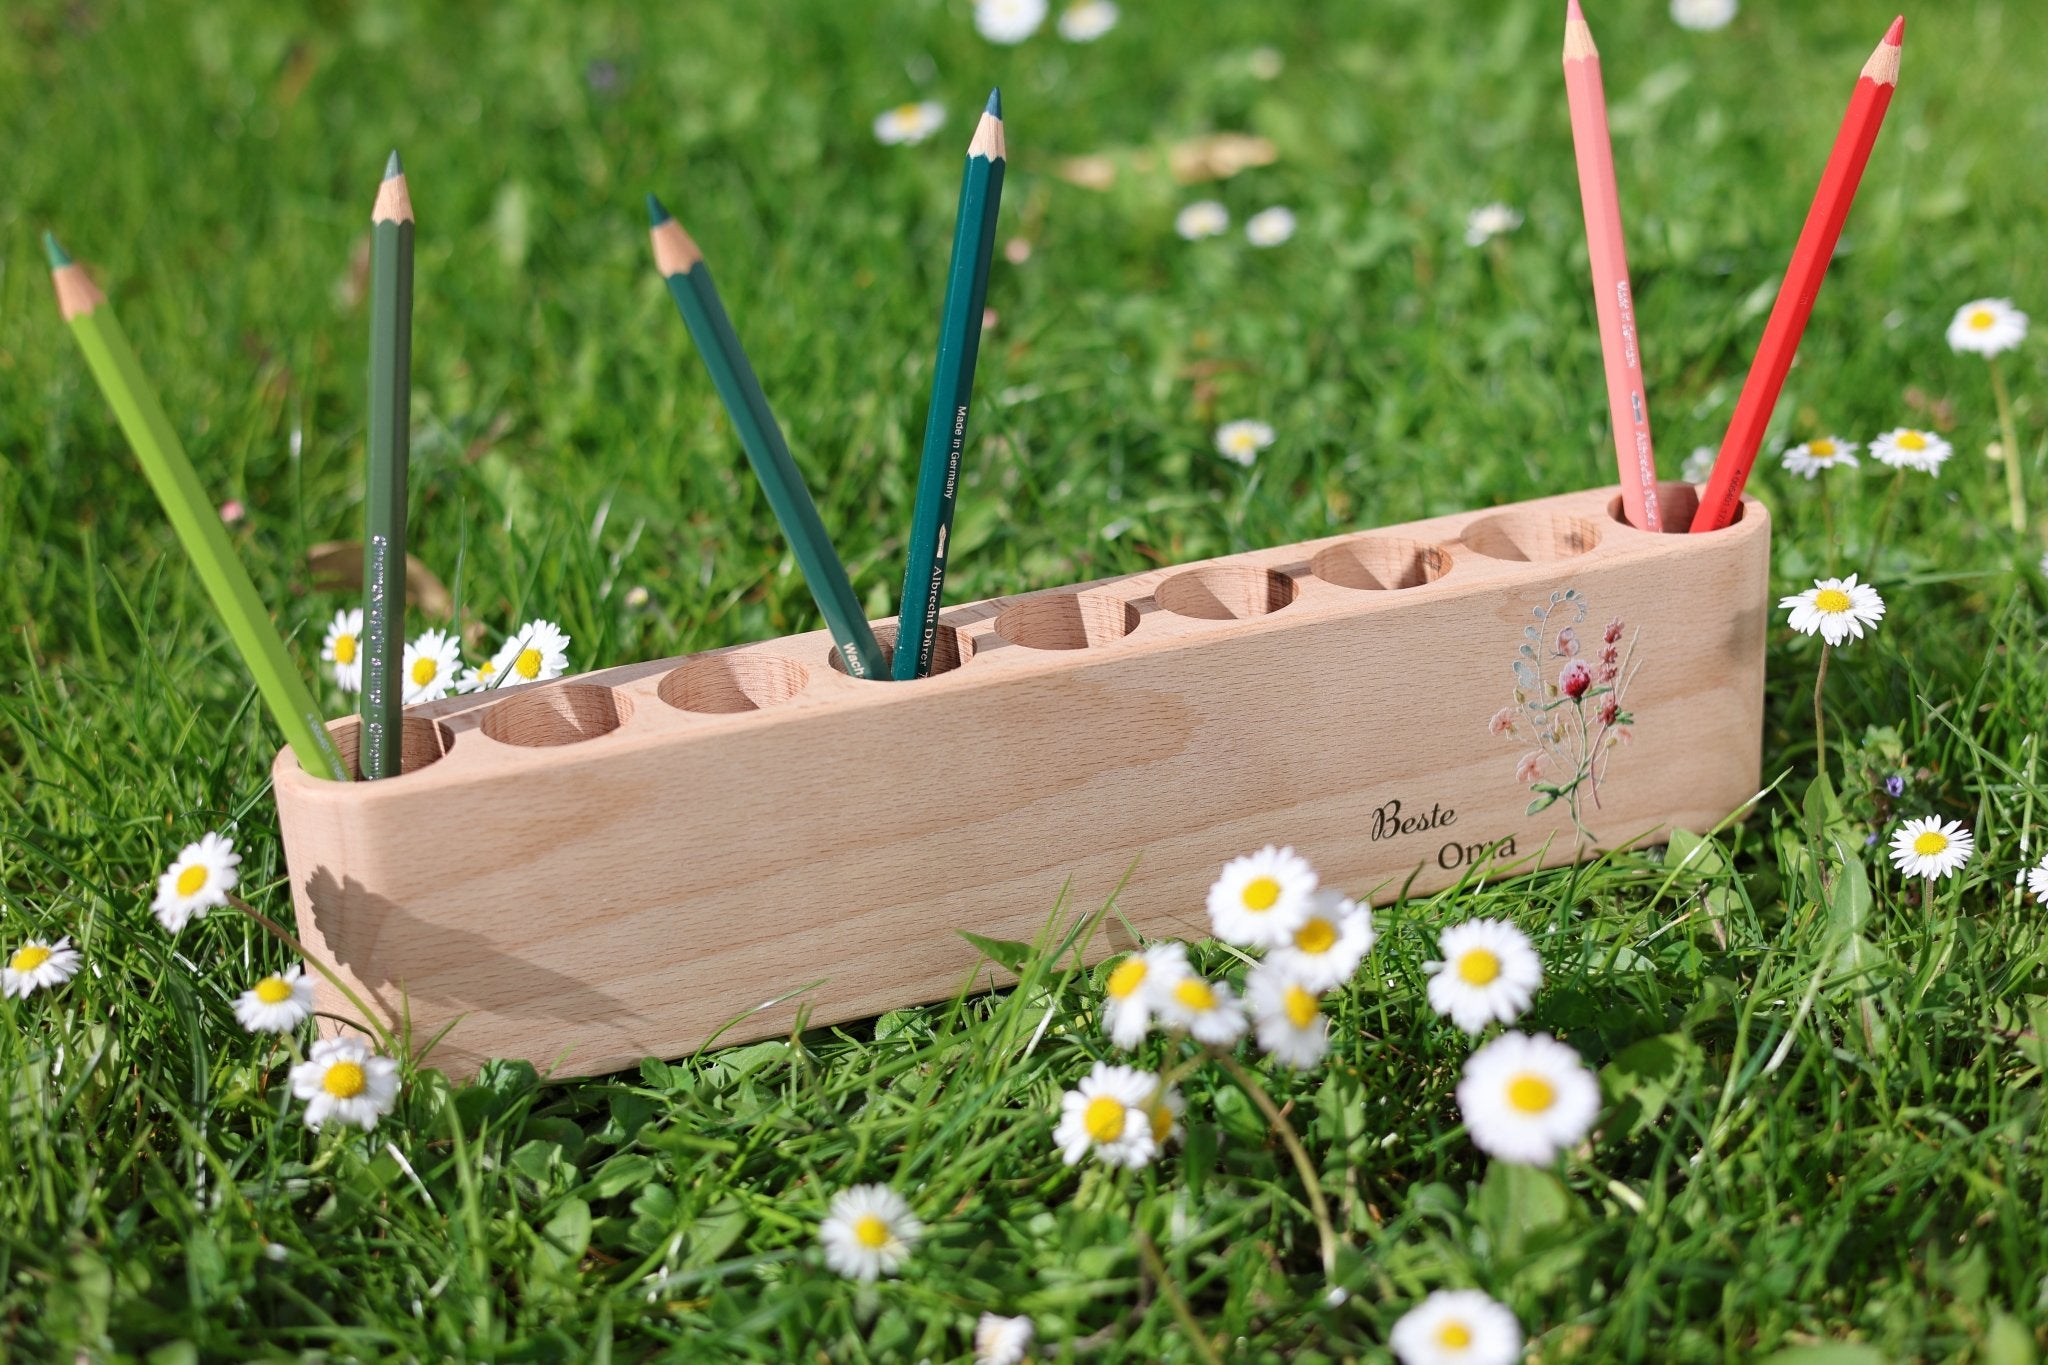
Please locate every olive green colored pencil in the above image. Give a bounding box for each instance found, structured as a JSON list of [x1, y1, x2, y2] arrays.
[[646, 194, 885, 680], [45, 234, 350, 781], [361, 150, 414, 779], [894, 89, 1006, 680]]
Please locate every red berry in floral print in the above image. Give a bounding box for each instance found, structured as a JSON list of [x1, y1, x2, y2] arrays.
[[1560, 660, 1594, 699]]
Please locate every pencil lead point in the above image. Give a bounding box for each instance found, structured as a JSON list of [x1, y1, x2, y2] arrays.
[[384, 149, 403, 179], [43, 231, 71, 269], [1566, 0, 1584, 19], [646, 193, 672, 227], [1884, 15, 1904, 44], [986, 87, 1002, 117]]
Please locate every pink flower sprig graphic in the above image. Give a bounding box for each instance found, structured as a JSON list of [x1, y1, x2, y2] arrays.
[[1490, 589, 1642, 843]]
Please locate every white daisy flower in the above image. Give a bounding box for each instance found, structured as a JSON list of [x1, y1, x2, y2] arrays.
[[975, 0, 1047, 44], [1778, 573, 1885, 647], [1175, 200, 1230, 241], [1270, 889, 1376, 991], [4, 937, 82, 999], [1681, 445, 1716, 485], [1869, 427, 1953, 474], [233, 964, 315, 1033], [320, 607, 365, 693], [975, 1313, 1036, 1365], [873, 101, 946, 147], [152, 831, 241, 933], [490, 618, 571, 689], [1155, 971, 1248, 1046], [1056, 0, 1117, 41], [1424, 919, 1542, 1035], [1780, 436, 1860, 479], [1463, 203, 1523, 248], [1145, 1083, 1186, 1150], [289, 1036, 402, 1132], [1670, 0, 1737, 32], [401, 628, 462, 704], [1247, 46, 1286, 80], [1206, 844, 1317, 945], [455, 654, 502, 694], [1102, 941, 1187, 1049], [1888, 816, 1974, 881], [1389, 1288, 1524, 1365], [1213, 419, 1276, 468], [1456, 1031, 1602, 1165], [1245, 962, 1330, 1070], [1245, 206, 1296, 248], [2026, 854, 2048, 901], [818, 1183, 922, 1282], [1053, 1061, 1161, 1168], [1947, 298, 2028, 357]]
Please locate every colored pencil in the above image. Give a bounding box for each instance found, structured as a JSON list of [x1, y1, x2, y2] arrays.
[[361, 150, 414, 779], [647, 195, 886, 679], [895, 89, 1007, 680], [45, 234, 351, 781], [1563, 0, 1660, 532], [1693, 16, 1904, 534]]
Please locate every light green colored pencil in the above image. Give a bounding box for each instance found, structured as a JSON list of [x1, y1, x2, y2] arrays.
[[647, 195, 885, 680], [46, 234, 351, 781], [360, 150, 414, 779]]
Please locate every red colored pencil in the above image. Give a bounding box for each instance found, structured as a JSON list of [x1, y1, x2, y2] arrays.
[[1693, 16, 1904, 534], [1563, 0, 1660, 531]]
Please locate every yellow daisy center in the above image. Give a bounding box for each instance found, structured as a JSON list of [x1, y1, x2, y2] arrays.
[[334, 634, 357, 664], [322, 1061, 367, 1098], [176, 865, 209, 897], [852, 1212, 892, 1249], [1913, 830, 1949, 856], [1437, 1321, 1474, 1349], [1810, 440, 1836, 457], [514, 647, 543, 679], [1173, 978, 1217, 1012], [1107, 956, 1148, 1000], [1083, 1094, 1128, 1143], [1149, 1101, 1175, 1145], [1970, 309, 1996, 330], [478, 660, 497, 677], [254, 977, 293, 1004], [1241, 876, 1281, 912], [9, 945, 53, 973], [1813, 588, 1852, 614], [1507, 1073, 1556, 1114], [1456, 948, 1501, 986], [411, 657, 438, 686], [1898, 431, 1928, 451], [1283, 983, 1319, 1029], [1294, 917, 1338, 955]]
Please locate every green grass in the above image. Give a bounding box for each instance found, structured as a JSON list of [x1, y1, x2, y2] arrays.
[[5, 0, 2048, 1358]]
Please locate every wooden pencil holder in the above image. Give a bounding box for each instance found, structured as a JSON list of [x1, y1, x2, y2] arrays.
[[272, 481, 1769, 1079]]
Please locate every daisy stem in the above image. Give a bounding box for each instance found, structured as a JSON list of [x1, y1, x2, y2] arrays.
[[1134, 1229, 1225, 1365], [1212, 1051, 1340, 1278], [1813, 643, 1832, 777], [1819, 475, 1836, 571], [1869, 469, 1906, 561], [227, 893, 394, 1054], [1990, 356, 2027, 536]]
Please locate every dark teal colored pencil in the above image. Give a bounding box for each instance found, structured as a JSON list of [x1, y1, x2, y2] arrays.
[[361, 150, 413, 778], [647, 195, 885, 680], [894, 90, 1006, 680]]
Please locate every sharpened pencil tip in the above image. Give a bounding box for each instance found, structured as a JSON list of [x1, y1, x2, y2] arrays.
[[43, 231, 71, 269], [986, 88, 1002, 117], [1884, 15, 1904, 44], [1566, 0, 1583, 19], [647, 193, 672, 228], [384, 149, 403, 179]]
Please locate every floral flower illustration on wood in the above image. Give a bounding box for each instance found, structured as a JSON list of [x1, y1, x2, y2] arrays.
[[1489, 588, 1641, 843]]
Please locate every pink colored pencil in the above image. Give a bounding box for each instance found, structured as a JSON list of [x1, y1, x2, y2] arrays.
[[1563, 0, 1660, 531]]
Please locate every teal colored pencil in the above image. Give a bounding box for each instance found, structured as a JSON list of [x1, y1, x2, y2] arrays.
[[647, 195, 885, 680], [360, 150, 414, 779], [894, 90, 1007, 680]]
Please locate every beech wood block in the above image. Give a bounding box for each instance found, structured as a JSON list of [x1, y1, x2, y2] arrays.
[[272, 483, 1769, 1079]]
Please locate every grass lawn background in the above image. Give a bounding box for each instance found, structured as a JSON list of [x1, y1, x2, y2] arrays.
[[5, 0, 2048, 1358]]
